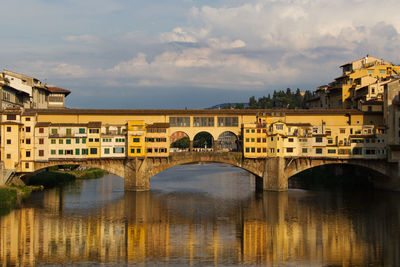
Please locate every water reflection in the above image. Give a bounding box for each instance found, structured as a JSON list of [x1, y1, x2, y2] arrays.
[[1, 164, 400, 266]]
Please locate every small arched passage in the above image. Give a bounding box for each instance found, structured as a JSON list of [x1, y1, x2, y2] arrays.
[[217, 131, 239, 152], [170, 131, 190, 152], [193, 131, 214, 151]]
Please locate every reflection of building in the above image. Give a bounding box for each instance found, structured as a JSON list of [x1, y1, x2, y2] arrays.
[[1, 189, 398, 266]]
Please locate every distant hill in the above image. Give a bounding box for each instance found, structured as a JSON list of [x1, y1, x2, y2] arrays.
[[206, 103, 248, 109]]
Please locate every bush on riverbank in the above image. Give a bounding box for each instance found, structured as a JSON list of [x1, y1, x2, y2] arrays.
[[28, 171, 75, 189], [63, 168, 108, 179], [0, 185, 33, 215]]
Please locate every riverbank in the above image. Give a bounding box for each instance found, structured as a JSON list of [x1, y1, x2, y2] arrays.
[[0, 185, 41, 215]]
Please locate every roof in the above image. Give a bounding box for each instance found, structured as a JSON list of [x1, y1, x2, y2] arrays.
[[0, 121, 23, 125], [32, 108, 364, 116], [146, 123, 170, 128], [22, 110, 37, 116], [87, 121, 102, 128], [46, 86, 71, 96], [36, 122, 52, 127], [286, 123, 312, 127], [3, 108, 22, 115]]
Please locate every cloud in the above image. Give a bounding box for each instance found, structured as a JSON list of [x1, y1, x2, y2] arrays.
[[62, 34, 100, 44]]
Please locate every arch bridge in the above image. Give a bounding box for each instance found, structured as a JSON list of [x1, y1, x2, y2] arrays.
[[32, 152, 400, 191]]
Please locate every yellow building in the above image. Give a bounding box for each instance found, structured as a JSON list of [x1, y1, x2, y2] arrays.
[[145, 123, 170, 157], [127, 120, 146, 157]]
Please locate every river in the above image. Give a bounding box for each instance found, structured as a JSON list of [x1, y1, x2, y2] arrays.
[[1, 163, 400, 266]]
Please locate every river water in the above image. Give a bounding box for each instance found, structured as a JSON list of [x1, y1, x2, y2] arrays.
[[1, 163, 400, 266]]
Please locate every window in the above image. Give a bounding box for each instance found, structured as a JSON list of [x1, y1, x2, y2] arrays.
[[257, 129, 261, 133], [51, 139, 56, 144], [327, 139, 333, 144], [257, 148, 261, 153], [51, 150, 56, 155], [76, 138, 80, 144], [246, 129, 249, 133], [58, 150, 64, 155], [262, 138, 266, 143], [251, 138, 255, 142], [66, 139, 71, 144], [263, 148, 266, 153], [26, 138, 31, 144], [137, 148, 141, 153], [169, 117, 190, 127], [251, 148, 255, 153], [193, 117, 214, 127], [65, 150, 73, 155], [6, 139, 11, 145], [316, 148, 323, 154], [251, 129, 255, 133], [25, 127, 31, 133], [6, 114, 16, 120], [217, 117, 238, 127], [89, 138, 93, 142], [59, 139, 63, 144], [114, 147, 124, 153], [315, 137, 323, 143], [147, 148, 153, 153], [39, 128, 44, 133], [66, 128, 72, 136], [302, 148, 307, 153], [328, 149, 336, 154], [286, 148, 293, 153], [82, 138, 86, 144], [6, 154, 11, 159], [90, 148, 98, 154], [104, 148, 110, 154], [245, 148, 250, 153], [39, 138, 44, 144], [94, 138, 99, 142], [131, 148, 135, 154], [26, 151, 31, 157], [51, 128, 58, 135], [79, 128, 85, 134], [75, 149, 80, 155], [340, 129, 345, 134], [276, 124, 283, 130], [39, 150, 44, 156], [257, 138, 261, 143], [288, 138, 294, 142], [133, 138, 140, 142], [6, 127, 11, 132], [82, 149, 88, 155], [25, 117, 30, 121], [25, 163, 29, 169], [89, 128, 100, 134]]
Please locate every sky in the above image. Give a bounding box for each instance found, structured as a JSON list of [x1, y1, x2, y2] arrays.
[[2, 0, 400, 109]]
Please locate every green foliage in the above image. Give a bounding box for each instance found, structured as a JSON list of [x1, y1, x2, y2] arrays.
[[0, 187, 17, 208], [28, 171, 75, 189], [247, 88, 313, 109], [68, 168, 108, 179], [171, 137, 190, 148]]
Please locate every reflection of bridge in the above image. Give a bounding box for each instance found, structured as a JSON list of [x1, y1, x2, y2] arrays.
[[33, 152, 398, 191], [2, 188, 399, 266]]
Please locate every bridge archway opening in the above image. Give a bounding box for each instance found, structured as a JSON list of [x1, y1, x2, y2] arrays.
[[150, 162, 257, 195], [193, 132, 214, 151], [170, 131, 190, 152], [217, 131, 239, 152], [288, 163, 390, 191]]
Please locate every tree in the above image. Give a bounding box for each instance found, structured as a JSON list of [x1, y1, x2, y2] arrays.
[[171, 137, 190, 148]]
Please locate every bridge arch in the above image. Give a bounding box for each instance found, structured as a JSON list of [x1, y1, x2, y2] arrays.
[[193, 131, 214, 150], [33, 158, 126, 179]]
